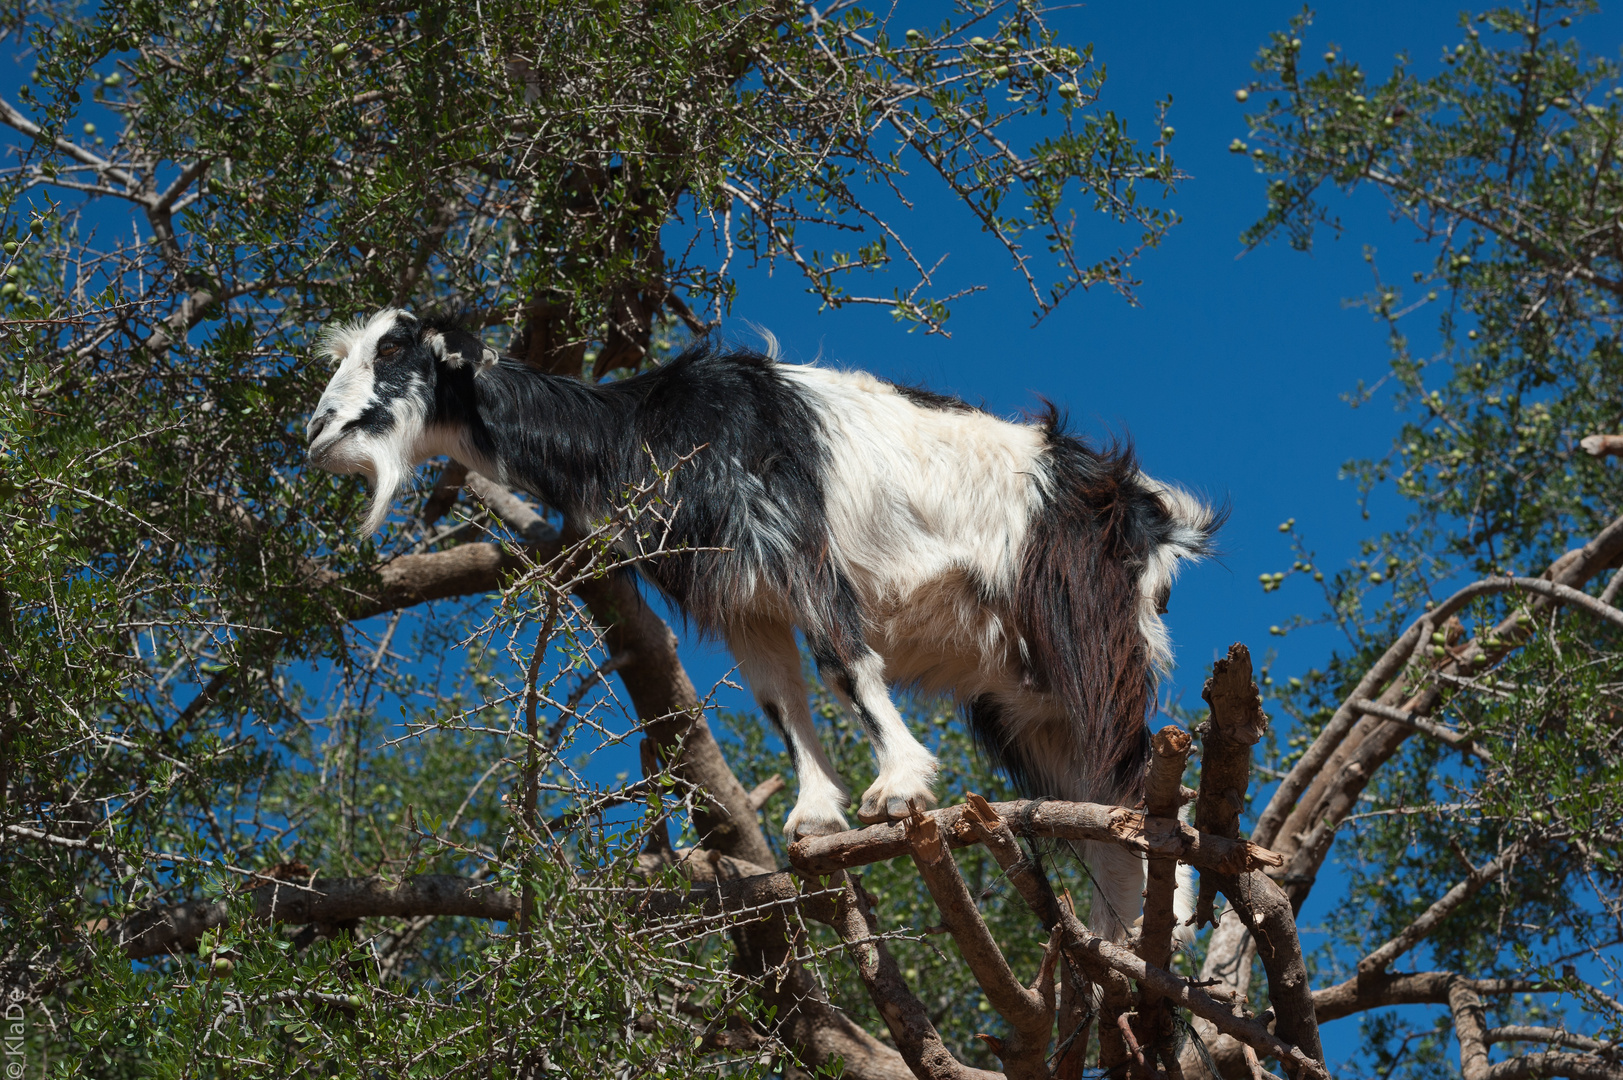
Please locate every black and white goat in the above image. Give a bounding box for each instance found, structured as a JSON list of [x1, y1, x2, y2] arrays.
[[306, 308, 1219, 939]]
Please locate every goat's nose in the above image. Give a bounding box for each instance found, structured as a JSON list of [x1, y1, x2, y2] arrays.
[[307, 411, 333, 444]]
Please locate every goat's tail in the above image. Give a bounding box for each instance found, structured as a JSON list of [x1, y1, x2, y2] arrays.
[[1014, 421, 1220, 804]]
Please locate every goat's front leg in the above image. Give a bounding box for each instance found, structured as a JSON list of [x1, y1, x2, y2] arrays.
[[812, 644, 939, 824], [729, 622, 850, 840]]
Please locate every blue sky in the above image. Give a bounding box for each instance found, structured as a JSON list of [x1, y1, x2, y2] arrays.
[[670, 1, 1556, 712]]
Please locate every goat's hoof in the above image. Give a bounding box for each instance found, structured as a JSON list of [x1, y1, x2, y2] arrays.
[[856, 782, 937, 825], [784, 802, 850, 841]]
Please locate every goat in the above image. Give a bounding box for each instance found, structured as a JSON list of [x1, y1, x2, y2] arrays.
[[306, 308, 1220, 939]]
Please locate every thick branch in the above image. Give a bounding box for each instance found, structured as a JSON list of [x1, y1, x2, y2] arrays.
[[903, 806, 1052, 1079], [1314, 971, 1554, 1024], [791, 799, 1281, 878], [336, 542, 531, 620], [253, 873, 519, 924], [809, 870, 1002, 1080], [1349, 697, 1493, 762], [1488, 1028, 1617, 1055], [118, 899, 230, 961], [1196, 645, 1269, 845], [1136, 726, 1192, 1076], [1214, 870, 1323, 1070]]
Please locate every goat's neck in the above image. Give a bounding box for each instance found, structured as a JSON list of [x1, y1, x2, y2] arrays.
[[455, 364, 636, 522]]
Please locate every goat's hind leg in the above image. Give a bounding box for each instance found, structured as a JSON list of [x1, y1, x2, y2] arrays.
[[811, 642, 939, 824], [729, 621, 850, 840]]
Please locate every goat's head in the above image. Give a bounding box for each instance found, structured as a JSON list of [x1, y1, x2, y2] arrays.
[[307, 308, 496, 532]]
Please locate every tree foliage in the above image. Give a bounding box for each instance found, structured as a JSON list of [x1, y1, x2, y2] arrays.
[[1238, 4, 1623, 1076]]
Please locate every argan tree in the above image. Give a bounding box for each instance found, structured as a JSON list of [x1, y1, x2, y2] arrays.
[[0, 0, 1184, 1076], [3, 0, 1621, 1078]]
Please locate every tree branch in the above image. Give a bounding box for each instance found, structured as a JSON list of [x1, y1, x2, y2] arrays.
[[1137, 726, 1192, 1075], [1357, 840, 1530, 977], [790, 798, 1281, 878], [806, 870, 1003, 1080], [902, 804, 1053, 1079]]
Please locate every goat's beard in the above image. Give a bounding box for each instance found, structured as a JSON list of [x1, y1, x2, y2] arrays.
[[362, 449, 411, 535], [314, 427, 419, 536]]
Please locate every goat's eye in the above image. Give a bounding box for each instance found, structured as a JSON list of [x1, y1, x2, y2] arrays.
[[376, 344, 400, 359]]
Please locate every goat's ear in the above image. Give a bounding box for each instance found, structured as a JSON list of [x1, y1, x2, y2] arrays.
[[423, 329, 452, 363], [425, 329, 496, 371]]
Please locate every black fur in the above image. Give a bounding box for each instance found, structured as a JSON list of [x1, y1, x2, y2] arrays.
[[429, 329, 852, 637]]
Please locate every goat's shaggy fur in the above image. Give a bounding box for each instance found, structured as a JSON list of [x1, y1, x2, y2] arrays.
[[307, 308, 1220, 938]]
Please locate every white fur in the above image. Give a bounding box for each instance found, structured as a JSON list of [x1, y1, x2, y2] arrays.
[[728, 619, 851, 837], [1136, 478, 1216, 674], [308, 308, 433, 534], [750, 363, 1209, 938]]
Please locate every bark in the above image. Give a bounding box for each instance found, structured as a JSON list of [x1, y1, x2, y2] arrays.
[[1184, 644, 1296, 1080], [118, 898, 230, 960], [790, 799, 1280, 878], [1213, 871, 1322, 1069], [1312, 971, 1553, 1023], [1450, 980, 1623, 1080], [904, 806, 1054, 1080], [337, 542, 530, 621], [1138, 726, 1193, 1075], [950, 796, 1325, 1080], [1194, 644, 1268, 930], [955, 794, 1091, 1080], [806, 870, 1003, 1080], [1195, 646, 1268, 846], [253, 873, 517, 925]]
